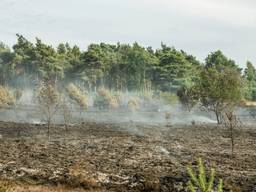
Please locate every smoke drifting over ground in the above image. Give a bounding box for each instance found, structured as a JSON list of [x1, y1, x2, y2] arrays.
[[0, 88, 218, 125], [1, 85, 254, 128]]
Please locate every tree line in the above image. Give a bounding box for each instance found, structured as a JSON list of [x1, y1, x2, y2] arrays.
[[0, 34, 255, 102]]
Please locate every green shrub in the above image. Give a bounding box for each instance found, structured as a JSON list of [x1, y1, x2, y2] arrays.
[[0, 180, 13, 192], [187, 158, 223, 192]]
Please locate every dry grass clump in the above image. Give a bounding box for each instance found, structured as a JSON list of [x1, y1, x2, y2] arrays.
[[109, 98, 119, 109], [239, 99, 256, 107], [97, 87, 109, 98], [110, 90, 126, 109], [112, 91, 124, 106], [94, 87, 119, 109], [128, 97, 140, 112], [98, 88, 118, 109], [66, 83, 88, 109], [0, 86, 15, 106]]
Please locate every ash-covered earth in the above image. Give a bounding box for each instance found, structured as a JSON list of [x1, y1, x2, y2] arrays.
[[0, 121, 255, 191]]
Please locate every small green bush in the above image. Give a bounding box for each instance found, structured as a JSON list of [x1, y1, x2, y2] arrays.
[[187, 158, 223, 192], [0, 180, 13, 192]]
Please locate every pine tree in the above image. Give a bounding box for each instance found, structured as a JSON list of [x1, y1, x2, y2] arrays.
[[187, 158, 223, 192]]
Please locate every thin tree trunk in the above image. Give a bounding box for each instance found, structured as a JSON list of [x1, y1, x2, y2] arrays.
[[215, 110, 221, 124], [64, 123, 68, 144], [230, 123, 234, 155], [47, 118, 51, 141]]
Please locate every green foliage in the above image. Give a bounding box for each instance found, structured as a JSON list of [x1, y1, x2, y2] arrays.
[[0, 34, 253, 104], [196, 66, 243, 123], [244, 61, 256, 82], [187, 158, 223, 192], [201, 67, 243, 103], [154, 44, 199, 91], [0, 185, 11, 192], [244, 61, 256, 101], [0, 42, 18, 85], [217, 179, 223, 192], [0, 36, 202, 92], [205, 50, 241, 71], [177, 83, 199, 111], [0, 180, 14, 192]]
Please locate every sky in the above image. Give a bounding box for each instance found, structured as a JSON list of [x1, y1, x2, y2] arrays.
[[0, 0, 255, 67]]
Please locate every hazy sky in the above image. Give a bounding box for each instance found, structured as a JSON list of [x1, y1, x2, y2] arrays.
[[0, 0, 255, 67]]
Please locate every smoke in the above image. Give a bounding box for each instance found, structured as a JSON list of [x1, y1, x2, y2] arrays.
[[0, 87, 219, 126], [2, 78, 253, 127], [19, 89, 35, 105]]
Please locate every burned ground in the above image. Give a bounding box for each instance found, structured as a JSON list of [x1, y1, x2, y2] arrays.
[[0, 121, 255, 191]]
